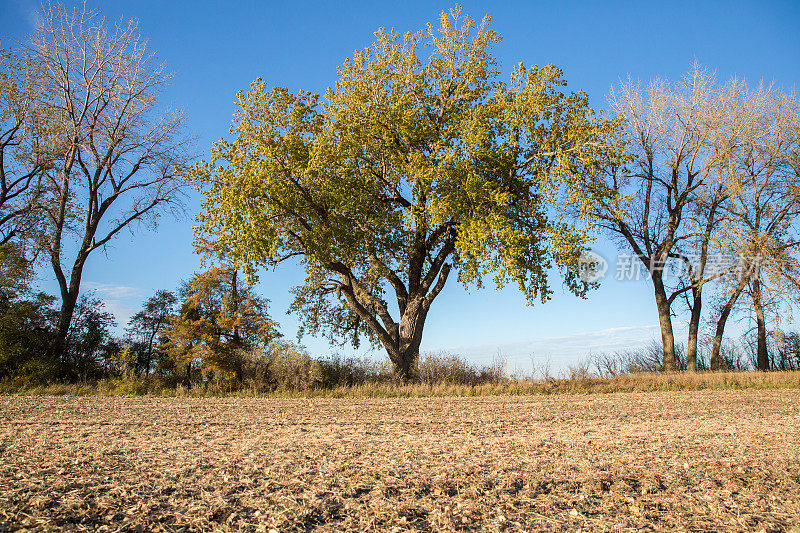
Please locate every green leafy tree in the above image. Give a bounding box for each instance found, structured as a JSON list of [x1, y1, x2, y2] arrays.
[[0, 244, 57, 382], [0, 292, 57, 382], [126, 290, 177, 375], [64, 295, 117, 381], [190, 8, 616, 379]]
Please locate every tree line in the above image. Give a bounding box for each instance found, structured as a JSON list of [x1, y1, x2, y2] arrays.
[[0, 252, 282, 385], [590, 68, 800, 372], [1, 4, 799, 387]]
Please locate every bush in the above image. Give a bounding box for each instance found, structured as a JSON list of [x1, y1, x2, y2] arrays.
[[239, 342, 321, 391], [417, 352, 506, 385], [316, 355, 392, 388], [594, 337, 755, 377], [12, 357, 61, 387]]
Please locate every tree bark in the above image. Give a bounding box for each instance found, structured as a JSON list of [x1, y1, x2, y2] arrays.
[[384, 297, 430, 381], [653, 273, 677, 371], [752, 278, 769, 371], [392, 348, 419, 382], [685, 195, 723, 373], [144, 329, 158, 376], [328, 229, 453, 382], [230, 269, 245, 383], [686, 285, 702, 372], [49, 252, 88, 373], [184, 360, 192, 388], [710, 277, 747, 370]]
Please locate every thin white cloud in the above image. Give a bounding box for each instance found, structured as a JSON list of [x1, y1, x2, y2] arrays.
[[14, 0, 41, 30], [100, 299, 136, 330], [432, 324, 663, 373], [84, 282, 143, 299]]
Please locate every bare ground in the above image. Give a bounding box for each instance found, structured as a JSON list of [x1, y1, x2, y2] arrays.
[[1, 390, 799, 532]]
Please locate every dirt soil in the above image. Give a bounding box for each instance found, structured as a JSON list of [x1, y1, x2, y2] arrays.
[[1, 390, 799, 532]]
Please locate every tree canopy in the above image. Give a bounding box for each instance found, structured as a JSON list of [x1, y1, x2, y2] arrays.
[[162, 265, 278, 384], [191, 7, 617, 378]]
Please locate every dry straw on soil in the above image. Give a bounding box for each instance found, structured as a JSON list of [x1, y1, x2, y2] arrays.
[[1, 390, 799, 531]]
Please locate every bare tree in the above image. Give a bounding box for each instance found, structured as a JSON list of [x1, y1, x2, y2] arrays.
[[591, 65, 721, 371], [28, 5, 192, 361], [710, 78, 800, 370], [0, 46, 54, 245], [671, 178, 729, 371]]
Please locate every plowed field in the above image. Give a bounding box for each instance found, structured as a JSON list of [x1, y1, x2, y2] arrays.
[[1, 391, 799, 531]]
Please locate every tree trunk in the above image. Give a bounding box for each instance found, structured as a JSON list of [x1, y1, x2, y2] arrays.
[[51, 291, 78, 365], [385, 297, 429, 382], [710, 278, 747, 370], [393, 347, 419, 382], [145, 330, 157, 376], [49, 240, 88, 373], [653, 274, 677, 371], [686, 285, 702, 372], [230, 269, 244, 384], [185, 361, 192, 388], [752, 278, 769, 371]]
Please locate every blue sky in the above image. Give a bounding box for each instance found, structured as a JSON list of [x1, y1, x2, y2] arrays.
[[2, 0, 799, 373]]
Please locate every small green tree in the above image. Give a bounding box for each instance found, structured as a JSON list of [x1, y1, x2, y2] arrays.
[[0, 244, 57, 382], [191, 8, 616, 379], [64, 295, 117, 381], [126, 290, 177, 375]]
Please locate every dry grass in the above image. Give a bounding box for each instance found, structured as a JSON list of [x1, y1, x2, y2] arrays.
[[4, 370, 800, 398], [1, 390, 799, 531]]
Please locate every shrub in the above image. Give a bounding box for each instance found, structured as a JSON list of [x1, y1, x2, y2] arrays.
[[316, 355, 392, 388], [417, 352, 506, 385], [239, 342, 321, 391]]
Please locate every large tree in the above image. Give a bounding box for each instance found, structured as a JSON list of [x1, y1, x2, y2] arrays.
[[191, 8, 615, 379], [26, 4, 192, 362], [590, 66, 724, 371], [709, 78, 800, 370]]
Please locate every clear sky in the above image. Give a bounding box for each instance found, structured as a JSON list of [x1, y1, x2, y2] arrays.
[[2, 0, 799, 373]]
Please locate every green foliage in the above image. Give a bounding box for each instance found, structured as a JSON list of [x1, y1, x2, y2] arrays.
[[63, 295, 118, 381], [0, 291, 58, 384], [0, 243, 32, 297], [190, 7, 617, 374], [0, 245, 131, 385], [125, 290, 177, 375], [0, 243, 57, 384]]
